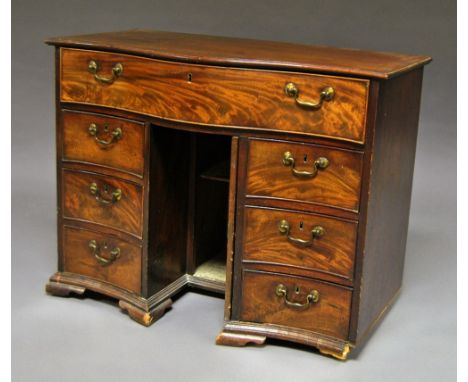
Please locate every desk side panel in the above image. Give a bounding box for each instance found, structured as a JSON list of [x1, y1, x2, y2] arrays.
[[356, 68, 424, 344]]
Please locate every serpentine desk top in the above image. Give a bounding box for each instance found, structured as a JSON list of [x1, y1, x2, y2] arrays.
[[46, 29, 431, 79]]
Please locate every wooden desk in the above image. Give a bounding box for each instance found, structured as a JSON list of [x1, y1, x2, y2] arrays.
[[45, 30, 431, 359]]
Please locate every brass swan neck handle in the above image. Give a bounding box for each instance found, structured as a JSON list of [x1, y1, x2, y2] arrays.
[[88, 60, 123, 84], [285, 83, 335, 110]]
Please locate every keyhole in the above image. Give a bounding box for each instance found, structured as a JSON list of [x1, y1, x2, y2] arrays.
[[295, 286, 300, 294], [103, 242, 108, 249], [187, 73, 192, 83], [303, 154, 308, 163], [104, 184, 109, 193], [299, 221, 304, 230], [104, 124, 109, 133]]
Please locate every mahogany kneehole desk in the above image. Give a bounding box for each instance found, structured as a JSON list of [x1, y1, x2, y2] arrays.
[[45, 30, 431, 360]]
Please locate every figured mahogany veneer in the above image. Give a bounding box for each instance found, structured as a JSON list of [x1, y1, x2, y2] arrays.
[[245, 138, 363, 212], [62, 169, 144, 237], [62, 225, 142, 294], [60, 48, 369, 143], [242, 206, 357, 282], [45, 29, 431, 360], [239, 270, 352, 340], [62, 110, 145, 176]]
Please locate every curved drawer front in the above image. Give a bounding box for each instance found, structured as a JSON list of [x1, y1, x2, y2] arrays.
[[240, 270, 352, 340], [242, 207, 357, 281], [60, 48, 369, 143], [62, 169, 144, 237], [62, 110, 145, 176], [62, 226, 142, 294], [245, 139, 363, 212]]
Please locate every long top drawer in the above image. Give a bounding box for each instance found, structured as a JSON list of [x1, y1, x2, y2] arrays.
[[60, 48, 369, 143]]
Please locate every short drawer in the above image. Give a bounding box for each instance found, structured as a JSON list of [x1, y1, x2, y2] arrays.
[[62, 225, 142, 294], [60, 48, 369, 143], [62, 110, 145, 176], [242, 206, 357, 282], [239, 270, 352, 340], [62, 169, 144, 237], [245, 139, 363, 212]]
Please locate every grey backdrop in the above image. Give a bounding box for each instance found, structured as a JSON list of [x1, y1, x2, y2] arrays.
[[12, 0, 456, 381]]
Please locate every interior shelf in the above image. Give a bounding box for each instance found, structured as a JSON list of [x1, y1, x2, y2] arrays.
[[199, 161, 230, 183]]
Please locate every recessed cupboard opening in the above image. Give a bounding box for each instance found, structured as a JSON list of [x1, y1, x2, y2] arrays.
[[148, 126, 232, 296]]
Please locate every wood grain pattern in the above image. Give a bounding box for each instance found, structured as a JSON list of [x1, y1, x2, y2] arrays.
[[345, 80, 380, 342], [240, 262, 353, 287], [59, 101, 366, 152], [147, 127, 190, 295], [355, 69, 424, 344], [62, 225, 142, 294], [60, 48, 369, 143], [47, 30, 431, 79], [223, 136, 239, 320], [239, 270, 352, 340], [231, 137, 250, 319], [245, 138, 363, 211], [242, 206, 357, 281], [243, 196, 358, 221], [62, 169, 144, 237], [46, 31, 431, 355], [62, 109, 145, 176]]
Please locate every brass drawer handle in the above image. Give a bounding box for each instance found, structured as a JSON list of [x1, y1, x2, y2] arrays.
[[278, 219, 325, 247], [88, 239, 121, 266], [88, 123, 122, 147], [89, 182, 122, 205], [282, 151, 329, 178], [88, 60, 123, 84], [276, 284, 320, 308], [285, 83, 335, 110]]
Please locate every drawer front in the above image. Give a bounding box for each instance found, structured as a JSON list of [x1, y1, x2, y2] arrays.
[[62, 169, 144, 237], [242, 207, 357, 281], [62, 226, 141, 293], [61, 48, 369, 143], [245, 139, 363, 211], [239, 270, 352, 339], [62, 110, 145, 176]]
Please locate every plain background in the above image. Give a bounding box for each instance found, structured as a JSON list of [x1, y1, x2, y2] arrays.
[[12, 0, 456, 381]]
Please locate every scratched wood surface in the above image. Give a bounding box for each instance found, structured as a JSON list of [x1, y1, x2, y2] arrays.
[[62, 110, 145, 176], [245, 138, 363, 212], [60, 48, 369, 143], [62, 225, 142, 294], [239, 270, 352, 339], [62, 169, 144, 237], [241, 206, 357, 281]]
